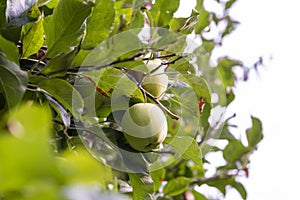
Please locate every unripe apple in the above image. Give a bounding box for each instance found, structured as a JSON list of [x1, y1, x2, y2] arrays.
[[121, 103, 167, 152], [142, 59, 168, 98]]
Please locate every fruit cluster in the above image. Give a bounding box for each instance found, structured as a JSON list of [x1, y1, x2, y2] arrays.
[[121, 59, 168, 152]]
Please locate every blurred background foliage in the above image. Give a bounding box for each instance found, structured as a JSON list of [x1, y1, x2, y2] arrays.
[[0, 0, 263, 199]]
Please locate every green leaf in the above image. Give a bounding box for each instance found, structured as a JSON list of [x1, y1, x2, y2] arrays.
[[225, 0, 237, 10], [192, 190, 208, 200], [217, 57, 241, 87], [194, 10, 210, 34], [221, 16, 239, 38], [169, 17, 197, 34], [81, 0, 115, 49], [44, 0, 93, 57], [0, 53, 28, 110], [22, 17, 44, 57], [37, 78, 84, 119], [223, 140, 251, 163], [195, 0, 204, 11], [246, 116, 263, 147], [218, 124, 236, 141], [151, 0, 180, 27], [0, 35, 19, 63], [0, 0, 6, 28], [150, 167, 166, 191], [112, 6, 133, 33], [169, 17, 187, 31], [57, 150, 113, 185], [6, 1, 41, 28], [91, 67, 144, 100], [230, 181, 247, 199], [179, 74, 211, 103], [166, 136, 204, 173], [41, 49, 77, 77], [0, 104, 54, 191], [0, 26, 22, 43], [205, 179, 227, 195], [163, 176, 193, 196], [128, 173, 155, 200]]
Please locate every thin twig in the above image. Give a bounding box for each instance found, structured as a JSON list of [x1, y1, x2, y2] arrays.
[[138, 85, 179, 120], [67, 53, 180, 73]]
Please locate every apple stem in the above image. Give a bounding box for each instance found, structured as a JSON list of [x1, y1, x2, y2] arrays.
[[138, 85, 179, 120]]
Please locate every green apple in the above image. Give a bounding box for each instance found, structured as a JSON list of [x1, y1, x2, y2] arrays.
[[121, 103, 167, 152], [142, 59, 168, 98]]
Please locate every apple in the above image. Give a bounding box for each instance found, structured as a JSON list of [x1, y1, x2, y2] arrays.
[[121, 103, 167, 152], [142, 59, 168, 98]]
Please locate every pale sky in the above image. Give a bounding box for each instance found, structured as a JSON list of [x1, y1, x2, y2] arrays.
[[177, 0, 300, 199]]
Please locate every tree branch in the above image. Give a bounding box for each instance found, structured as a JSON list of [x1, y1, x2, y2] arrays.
[[138, 85, 179, 120], [68, 53, 179, 73]]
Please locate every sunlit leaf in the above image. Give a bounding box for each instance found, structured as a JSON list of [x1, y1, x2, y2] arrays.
[[0, 53, 28, 110], [150, 167, 165, 191], [44, 0, 93, 57], [91, 67, 144, 100], [192, 190, 208, 200], [57, 150, 113, 184], [195, 0, 204, 11], [22, 17, 44, 57], [194, 10, 210, 34], [81, 0, 115, 49], [0, 104, 54, 191], [128, 173, 155, 200], [151, 0, 180, 27]]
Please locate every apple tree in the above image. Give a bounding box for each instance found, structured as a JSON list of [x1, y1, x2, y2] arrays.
[[0, 0, 263, 199]]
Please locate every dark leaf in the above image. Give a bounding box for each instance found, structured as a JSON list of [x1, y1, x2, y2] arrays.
[[0, 52, 28, 110], [37, 78, 84, 119], [0, 0, 6, 28], [44, 93, 70, 127], [0, 35, 19, 63], [41, 50, 77, 77]]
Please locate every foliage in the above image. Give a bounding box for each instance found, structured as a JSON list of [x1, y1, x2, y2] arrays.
[[0, 0, 263, 199]]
